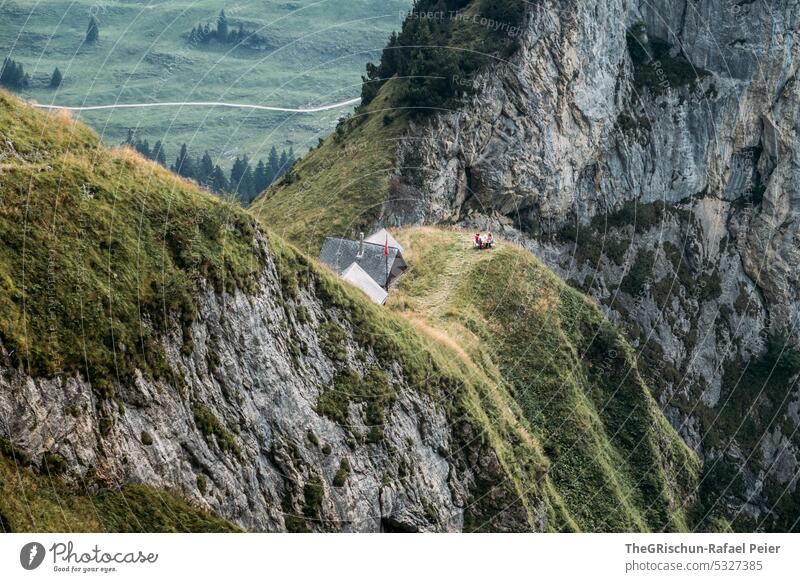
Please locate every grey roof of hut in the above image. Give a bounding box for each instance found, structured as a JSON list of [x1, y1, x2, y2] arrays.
[[364, 228, 404, 253], [318, 237, 400, 288]]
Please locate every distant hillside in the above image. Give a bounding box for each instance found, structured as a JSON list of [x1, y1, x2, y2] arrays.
[[0, 91, 701, 531], [0, 0, 412, 164]]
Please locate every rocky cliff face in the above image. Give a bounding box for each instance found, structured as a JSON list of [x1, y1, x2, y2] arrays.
[[0, 231, 530, 532], [378, 0, 799, 528]]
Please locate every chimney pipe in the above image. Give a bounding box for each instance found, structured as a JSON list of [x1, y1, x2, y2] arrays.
[[358, 232, 364, 258]]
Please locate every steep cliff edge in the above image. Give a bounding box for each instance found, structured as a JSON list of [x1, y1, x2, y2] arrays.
[[256, 0, 800, 529], [0, 91, 698, 531]]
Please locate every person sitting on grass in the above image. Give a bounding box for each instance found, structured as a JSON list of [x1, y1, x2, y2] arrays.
[[486, 232, 494, 247]]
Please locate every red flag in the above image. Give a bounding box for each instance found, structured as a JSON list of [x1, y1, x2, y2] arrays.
[[384, 235, 390, 290]]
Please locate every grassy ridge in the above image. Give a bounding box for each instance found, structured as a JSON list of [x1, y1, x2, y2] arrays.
[[0, 92, 549, 531], [0, 94, 700, 531], [390, 228, 700, 531], [0, 90, 261, 390], [0, 90, 550, 532], [267, 231, 553, 530]]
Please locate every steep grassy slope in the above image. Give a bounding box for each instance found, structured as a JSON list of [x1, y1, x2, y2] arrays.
[[388, 228, 701, 531], [0, 445, 239, 532], [250, 87, 406, 253], [0, 89, 257, 531], [264, 234, 552, 531], [0, 90, 260, 388]]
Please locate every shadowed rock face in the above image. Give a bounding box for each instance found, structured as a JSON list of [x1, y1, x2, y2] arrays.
[[378, 0, 799, 526]]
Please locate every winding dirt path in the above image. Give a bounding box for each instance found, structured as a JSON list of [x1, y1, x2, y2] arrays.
[[31, 97, 361, 114]]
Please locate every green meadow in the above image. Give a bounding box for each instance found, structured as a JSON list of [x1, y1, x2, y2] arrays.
[[0, 0, 411, 167]]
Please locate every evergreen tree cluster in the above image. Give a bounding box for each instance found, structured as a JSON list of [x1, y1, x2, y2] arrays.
[[0, 58, 30, 89], [188, 10, 268, 48], [124, 130, 168, 166], [1, 17, 96, 92], [123, 131, 294, 202], [359, 0, 525, 114], [0, 59, 65, 89]]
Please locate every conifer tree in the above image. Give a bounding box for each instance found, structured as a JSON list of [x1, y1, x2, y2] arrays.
[[0, 58, 30, 88], [278, 150, 288, 176], [240, 164, 255, 201], [173, 143, 195, 179], [211, 165, 228, 193], [152, 141, 167, 166], [253, 159, 268, 193], [229, 156, 246, 189], [50, 67, 63, 88], [86, 16, 99, 43], [266, 146, 280, 185], [216, 10, 228, 41], [230, 156, 257, 201], [197, 152, 215, 186]]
